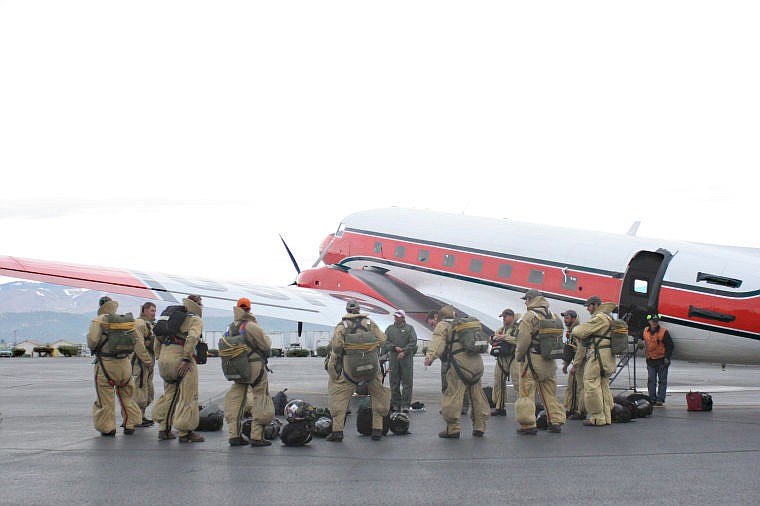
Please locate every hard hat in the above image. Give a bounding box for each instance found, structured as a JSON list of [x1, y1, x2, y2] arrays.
[[389, 411, 410, 435], [312, 416, 333, 437], [284, 399, 316, 423]]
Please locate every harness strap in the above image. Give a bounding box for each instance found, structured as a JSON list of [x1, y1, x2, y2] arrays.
[[97, 356, 130, 387], [448, 355, 481, 386], [592, 337, 607, 378]]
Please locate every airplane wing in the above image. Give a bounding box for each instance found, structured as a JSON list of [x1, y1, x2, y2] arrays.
[[0, 255, 432, 340]]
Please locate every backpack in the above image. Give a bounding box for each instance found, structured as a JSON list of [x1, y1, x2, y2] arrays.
[[355, 396, 390, 436], [95, 313, 136, 358], [272, 389, 289, 416], [341, 318, 380, 384], [451, 317, 488, 354], [154, 305, 189, 339], [219, 321, 257, 383], [608, 317, 629, 355], [531, 310, 564, 360]]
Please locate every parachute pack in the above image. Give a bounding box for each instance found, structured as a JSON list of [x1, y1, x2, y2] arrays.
[[154, 305, 189, 339], [94, 313, 136, 358], [531, 310, 564, 360], [451, 317, 488, 354], [219, 321, 261, 384], [608, 317, 629, 354], [341, 318, 380, 383]]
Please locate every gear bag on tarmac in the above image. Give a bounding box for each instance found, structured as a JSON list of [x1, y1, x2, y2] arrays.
[[197, 403, 224, 431], [94, 313, 136, 358], [531, 310, 564, 360], [686, 391, 713, 411], [342, 318, 380, 384], [452, 317, 488, 354]]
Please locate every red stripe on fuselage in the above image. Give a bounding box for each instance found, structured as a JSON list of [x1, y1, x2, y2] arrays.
[[320, 231, 760, 336]]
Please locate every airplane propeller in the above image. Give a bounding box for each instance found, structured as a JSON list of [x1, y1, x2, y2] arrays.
[[279, 234, 304, 339], [279, 234, 301, 276]]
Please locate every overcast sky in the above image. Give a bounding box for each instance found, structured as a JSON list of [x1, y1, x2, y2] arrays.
[[1, 1, 758, 288]]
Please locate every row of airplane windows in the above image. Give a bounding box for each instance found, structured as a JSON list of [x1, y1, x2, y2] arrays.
[[373, 241, 579, 291]]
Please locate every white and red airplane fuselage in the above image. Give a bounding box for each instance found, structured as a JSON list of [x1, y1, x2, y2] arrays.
[[298, 208, 760, 365]]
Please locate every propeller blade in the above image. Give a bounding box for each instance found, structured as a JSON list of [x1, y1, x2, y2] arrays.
[[297, 321, 303, 338], [279, 234, 301, 274], [312, 234, 337, 268]]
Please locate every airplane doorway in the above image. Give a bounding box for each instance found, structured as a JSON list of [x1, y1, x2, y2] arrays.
[[618, 249, 673, 339]]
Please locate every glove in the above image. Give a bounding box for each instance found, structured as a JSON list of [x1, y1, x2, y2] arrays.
[[664, 358, 670, 366], [636, 340, 645, 350]]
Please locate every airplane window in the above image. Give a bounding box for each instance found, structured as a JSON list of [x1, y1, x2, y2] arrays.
[[529, 270, 544, 284], [374, 242, 383, 254], [562, 274, 578, 290], [395, 246, 406, 258], [443, 254, 456, 267], [418, 249, 429, 263], [498, 264, 512, 279], [470, 259, 483, 273], [633, 279, 648, 294]]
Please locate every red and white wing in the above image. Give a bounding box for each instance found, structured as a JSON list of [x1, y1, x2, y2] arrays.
[[0, 255, 431, 338]]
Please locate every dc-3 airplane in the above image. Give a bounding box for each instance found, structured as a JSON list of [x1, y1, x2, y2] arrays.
[[2, 207, 759, 365]]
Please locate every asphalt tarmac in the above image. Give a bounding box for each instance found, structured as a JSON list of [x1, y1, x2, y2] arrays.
[[1, 355, 759, 506]]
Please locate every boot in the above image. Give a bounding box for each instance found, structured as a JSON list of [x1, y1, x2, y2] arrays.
[[326, 431, 343, 442], [371, 429, 382, 441], [516, 426, 538, 435], [438, 430, 460, 439], [178, 432, 205, 443], [228, 437, 247, 446], [490, 409, 507, 416], [472, 430, 485, 437], [100, 430, 116, 437], [250, 439, 272, 447], [158, 430, 176, 440]]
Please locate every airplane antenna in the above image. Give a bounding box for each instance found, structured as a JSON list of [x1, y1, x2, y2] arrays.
[[626, 221, 641, 237]]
